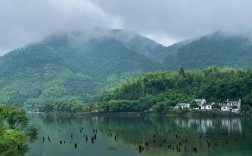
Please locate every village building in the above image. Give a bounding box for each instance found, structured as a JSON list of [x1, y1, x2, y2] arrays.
[[220, 99, 241, 113], [174, 98, 242, 113], [193, 99, 206, 106], [192, 99, 213, 110], [200, 102, 213, 110], [174, 103, 190, 109]]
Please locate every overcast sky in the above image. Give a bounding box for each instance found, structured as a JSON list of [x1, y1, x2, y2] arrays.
[[1, 0, 252, 55]]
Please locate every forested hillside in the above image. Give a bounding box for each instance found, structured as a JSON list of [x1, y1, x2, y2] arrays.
[[160, 33, 252, 70], [99, 67, 252, 113], [0, 29, 162, 109], [1, 29, 252, 109]]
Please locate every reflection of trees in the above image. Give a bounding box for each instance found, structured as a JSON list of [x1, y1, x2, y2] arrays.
[[94, 115, 247, 156], [27, 114, 251, 156], [94, 116, 190, 155]]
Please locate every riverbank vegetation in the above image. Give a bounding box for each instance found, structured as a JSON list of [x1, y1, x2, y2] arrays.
[[98, 67, 252, 114], [37, 67, 252, 115], [0, 104, 38, 153]]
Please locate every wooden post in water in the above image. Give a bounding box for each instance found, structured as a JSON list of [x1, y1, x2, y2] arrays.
[[193, 146, 198, 153]]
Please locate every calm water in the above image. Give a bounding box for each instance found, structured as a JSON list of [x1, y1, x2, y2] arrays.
[[4, 114, 252, 156]]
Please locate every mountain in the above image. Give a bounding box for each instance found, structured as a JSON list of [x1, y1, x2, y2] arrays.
[[105, 29, 166, 59], [160, 33, 252, 70], [0, 29, 163, 108], [1, 30, 252, 109]]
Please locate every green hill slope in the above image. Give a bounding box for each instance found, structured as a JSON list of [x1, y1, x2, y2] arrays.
[[0, 30, 162, 108], [161, 33, 252, 70]]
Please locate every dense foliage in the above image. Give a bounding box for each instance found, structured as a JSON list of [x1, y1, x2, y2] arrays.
[[99, 67, 252, 114], [0, 104, 38, 152], [38, 102, 99, 113]]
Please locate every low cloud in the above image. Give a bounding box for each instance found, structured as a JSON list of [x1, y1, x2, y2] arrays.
[[0, 0, 122, 55], [1, 0, 252, 54], [93, 0, 252, 43]]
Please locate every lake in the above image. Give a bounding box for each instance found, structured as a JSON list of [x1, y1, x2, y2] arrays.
[[5, 113, 252, 156]]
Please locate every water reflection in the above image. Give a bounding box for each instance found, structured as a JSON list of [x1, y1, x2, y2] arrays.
[[221, 118, 242, 134], [22, 114, 252, 156], [174, 117, 242, 134]]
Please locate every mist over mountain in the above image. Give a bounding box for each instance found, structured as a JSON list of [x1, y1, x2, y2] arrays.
[[0, 29, 252, 108], [0, 29, 162, 108], [161, 33, 252, 70]]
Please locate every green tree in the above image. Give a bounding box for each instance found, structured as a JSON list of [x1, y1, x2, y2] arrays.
[[179, 67, 186, 78], [152, 103, 168, 114], [0, 115, 4, 137], [0, 104, 36, 152], [190, 101, 198, 109], [26, 125, 38, 141], [212, 103, 221, 109], [7, 108, 29, 129], [241, 105, 251, 113]]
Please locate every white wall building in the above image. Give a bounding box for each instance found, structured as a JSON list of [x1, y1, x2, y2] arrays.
[[175, 103, 190, 109], [220, 99, 241, 113], [201, 103, 212, 110], [193, 99, 206, 106]]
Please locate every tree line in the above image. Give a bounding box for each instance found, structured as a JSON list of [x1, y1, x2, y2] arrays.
[[38, 67, 252, 114], [98, 67, 252, 114]]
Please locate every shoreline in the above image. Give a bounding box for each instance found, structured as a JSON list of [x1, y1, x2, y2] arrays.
[[29, 110, 252, 117], [30, 111, 147, 117]]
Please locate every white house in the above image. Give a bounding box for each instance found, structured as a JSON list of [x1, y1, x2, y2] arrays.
[[193, 99, 211, 110], [220, 99, 241, 113], [201, 102, 213, 110], [193, 99, 206, 106], [175, 103, 190, 109]]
